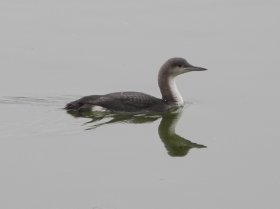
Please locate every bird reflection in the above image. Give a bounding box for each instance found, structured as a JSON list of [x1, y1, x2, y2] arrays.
[[158, 109, 206, 156], [66, 108, 206, 157]]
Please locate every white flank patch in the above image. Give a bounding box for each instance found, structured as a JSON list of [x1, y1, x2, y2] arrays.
[[92, 105, 108, 112]]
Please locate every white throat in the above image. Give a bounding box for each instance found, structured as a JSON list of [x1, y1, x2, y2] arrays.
[[167, 77, 184, 105]]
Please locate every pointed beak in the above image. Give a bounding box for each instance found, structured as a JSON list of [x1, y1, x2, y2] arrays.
[[185, 66, 208, 71]]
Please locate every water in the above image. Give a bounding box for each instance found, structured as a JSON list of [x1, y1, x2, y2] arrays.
[[0, 0, 279, 209]]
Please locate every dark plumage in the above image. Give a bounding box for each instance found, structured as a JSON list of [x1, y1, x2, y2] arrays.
[[66, 92, 165, 112], [65, 57, 207, 113]]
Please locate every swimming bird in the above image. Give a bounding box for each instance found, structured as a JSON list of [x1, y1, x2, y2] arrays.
[[65, 57, 207, 113]]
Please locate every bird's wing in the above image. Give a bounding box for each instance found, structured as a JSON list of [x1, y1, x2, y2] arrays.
[[89, 92, 162, 111]]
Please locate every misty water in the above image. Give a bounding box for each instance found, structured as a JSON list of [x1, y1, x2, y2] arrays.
[[0, 0, 279, 209]]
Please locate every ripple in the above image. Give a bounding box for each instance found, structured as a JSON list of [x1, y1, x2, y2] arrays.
[[0, 95, 79, 107]]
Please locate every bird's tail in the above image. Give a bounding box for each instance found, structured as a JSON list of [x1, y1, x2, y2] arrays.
[[65, 95, 101, 111]]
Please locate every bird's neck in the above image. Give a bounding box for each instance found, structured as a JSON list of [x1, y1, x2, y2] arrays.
[[158, 71, 184, 105]]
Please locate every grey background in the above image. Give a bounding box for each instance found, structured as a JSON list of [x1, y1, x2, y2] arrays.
[[0, 0, 279, 209]]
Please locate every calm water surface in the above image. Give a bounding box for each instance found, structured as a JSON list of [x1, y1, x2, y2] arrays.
[[0, 0, 279, 209]]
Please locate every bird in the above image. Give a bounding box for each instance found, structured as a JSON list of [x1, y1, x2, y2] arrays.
[[65, 57, 207, 113]]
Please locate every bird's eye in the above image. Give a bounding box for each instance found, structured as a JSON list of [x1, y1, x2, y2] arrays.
[[178, 64, 182, 67]]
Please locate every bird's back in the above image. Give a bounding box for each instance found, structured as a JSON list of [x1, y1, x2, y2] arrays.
[[90, 92, 165, 112], [65, 91, 166, 113]]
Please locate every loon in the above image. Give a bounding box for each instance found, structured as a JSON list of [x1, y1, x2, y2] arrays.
[[65, 57, 207, 113]]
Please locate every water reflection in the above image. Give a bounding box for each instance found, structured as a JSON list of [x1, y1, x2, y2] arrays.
[[158, 109, 206, 156], [66, 108, 206, 157]]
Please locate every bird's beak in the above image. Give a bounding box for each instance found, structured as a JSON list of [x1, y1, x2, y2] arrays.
[[185, 66, 208, 71]]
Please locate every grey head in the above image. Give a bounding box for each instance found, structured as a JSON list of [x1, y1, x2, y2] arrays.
[[159, 57, 207, 76]]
